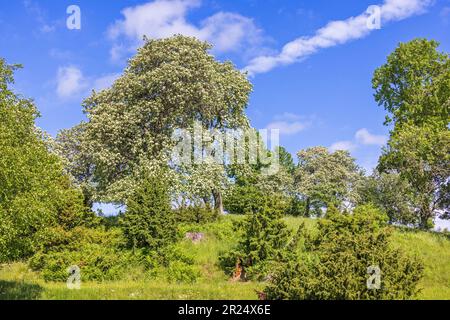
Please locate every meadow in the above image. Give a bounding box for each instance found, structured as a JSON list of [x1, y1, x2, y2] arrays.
[[1, 216, 449, 300]]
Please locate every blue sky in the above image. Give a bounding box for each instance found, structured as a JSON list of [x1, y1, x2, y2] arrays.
[[0, 0, 448, 169]]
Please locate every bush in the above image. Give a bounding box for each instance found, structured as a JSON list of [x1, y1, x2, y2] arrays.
[[264, 205, 424, 300], [143, 245, 200, 283], [175, 206, 219, 224], [224, 185, 288, 215], [285, 197, 307, 217], [219, 191, 291, 280], [166, 261, 201, 284], [29, 227, 141, 282], [29, 226, 201, 284], [121, 176, 178, 251]]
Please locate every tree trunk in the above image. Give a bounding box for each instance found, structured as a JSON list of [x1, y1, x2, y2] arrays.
[[213, 189, 224, 215], [305, 198, 311, 217], [419, 206, 433, 230]]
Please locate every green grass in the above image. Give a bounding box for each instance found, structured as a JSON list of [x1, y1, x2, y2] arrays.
[[392, 228, 450, 300], [1, 216, 449, 300]]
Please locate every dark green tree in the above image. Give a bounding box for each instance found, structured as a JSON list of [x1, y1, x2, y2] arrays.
[[220, 191, 291, 280], [264, 205, 424, 300], [122, 174, 177, 251]]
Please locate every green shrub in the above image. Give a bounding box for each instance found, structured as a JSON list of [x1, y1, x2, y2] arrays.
[[224, 184, 290, 216], [219, 192, 291, 280], [166, 261, 201, 284], [121, 176, 178, 251], [285, 197, 307, 217], [29, 227, 141, 282], [264, 205, 424, 300], [175, 206, 219, 224], [143, 245, 200, 283]]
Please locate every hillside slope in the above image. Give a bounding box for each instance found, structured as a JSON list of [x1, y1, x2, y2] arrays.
[[0, 216, 449, 300]]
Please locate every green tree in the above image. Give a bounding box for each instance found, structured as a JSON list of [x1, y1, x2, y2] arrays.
[[121, 174, 177, 251], [373, 39, 450, 229], [379, 123, 450, 229], [220, 191, 291, 280], [373, 38, 450, 128], [264, 205, 424, 300], [357, 172, 416, 225], [295, 147, 362, 216], [276, 146, 296, 175], [0, 59, 89, 262], [274, 146, 307, 216]]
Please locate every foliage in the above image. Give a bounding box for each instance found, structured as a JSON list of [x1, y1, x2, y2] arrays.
[[373, 39, 449, 229], [28, 226, 140, 282], [219, 191, 291, 280], [143, 245, 200, 284], [175, 206, 219, 224], [0, 59, 90, 262], [379, 123, 450, 229], [264, 205, 424, 300], [121, 174, 178, 251], [276, 146, 296, 175], [357, 172, 416, 225], [294, 147, 363, 216], [82, 36, 252, 202], [0, 215, 448, 300], [372, 39, 450, 128], [55, 123, 95, 209]]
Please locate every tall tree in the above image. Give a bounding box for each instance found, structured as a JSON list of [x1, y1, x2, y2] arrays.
[[373, 39, 450, 229], [0, 59, 87, 261], [82, 36, 252, 203], [379, 123, 450, 229], [357, 172, 416, 225]]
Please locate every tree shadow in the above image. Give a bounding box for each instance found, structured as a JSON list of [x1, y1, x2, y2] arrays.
[[0, 280, 43, 300]]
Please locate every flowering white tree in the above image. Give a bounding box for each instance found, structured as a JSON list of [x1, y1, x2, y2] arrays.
[[81, 36, 252, 205]]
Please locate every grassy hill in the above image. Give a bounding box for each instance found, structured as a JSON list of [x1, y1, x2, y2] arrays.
[[1, 216, 449, 300]]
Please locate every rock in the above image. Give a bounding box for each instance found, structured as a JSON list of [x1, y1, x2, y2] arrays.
[[185, 232, 205, 243]]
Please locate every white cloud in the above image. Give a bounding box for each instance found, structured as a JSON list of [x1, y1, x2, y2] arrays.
[[107, 0, 263, 62], [355, 128, 387, 146], [23, 0, 56, 34], [330, 128, 387, 152], [440, 7, 450, 24], [244, 0, 434, 76], [56, 67, 119, 99], [330, 141, 357, 152], [266, 113, 312, 136], [267, 121, 307, 136], [93, 73, 121, 91], [56, 66, 87, 98]]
